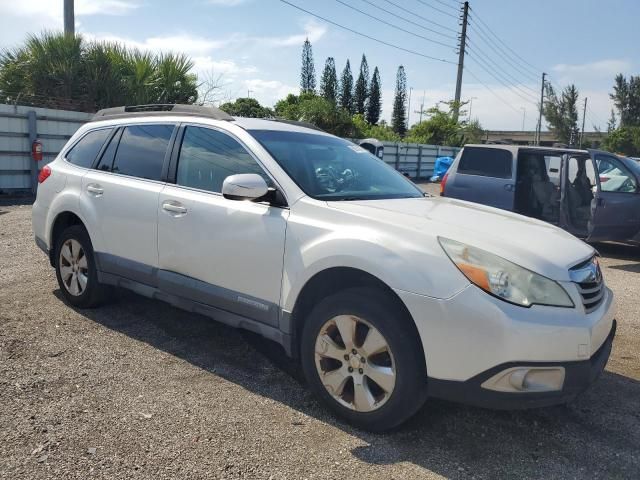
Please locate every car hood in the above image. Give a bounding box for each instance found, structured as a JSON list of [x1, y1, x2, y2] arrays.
[[329, 196, 595, 281]]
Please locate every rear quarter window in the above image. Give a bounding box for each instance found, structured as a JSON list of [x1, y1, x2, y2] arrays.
[[65, 128, 113, 168], [457, 147, 513, 179]]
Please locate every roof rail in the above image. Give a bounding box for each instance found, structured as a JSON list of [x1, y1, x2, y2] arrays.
[[270, 118, 325, 132], [91, 104, 234, 122]]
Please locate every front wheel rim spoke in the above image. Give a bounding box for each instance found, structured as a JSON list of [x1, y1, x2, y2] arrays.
[[322, 369, 349, 396], [76, 272, 88, 292], [365, 365, 395, 393], [61, 244, 73, 264], [69, 274, 79, 295], [334, 315, 356, 349], [353, 382, 376, 412], [77, 252, 88, 269], [60, 266, 73, 281], [70, 240, 82, 262], [361, 327, 388, 358], [316, 334, 346, 361]]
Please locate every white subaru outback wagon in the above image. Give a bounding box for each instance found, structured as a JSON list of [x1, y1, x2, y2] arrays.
[[33, 104, 616, 431]]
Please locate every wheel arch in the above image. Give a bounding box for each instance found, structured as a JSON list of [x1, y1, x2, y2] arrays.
[[288, 266, 425, 361], [48, 211, 87, 266]]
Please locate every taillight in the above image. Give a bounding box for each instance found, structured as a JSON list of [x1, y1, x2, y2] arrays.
[[440, 172, 449, 196], [599, 176, 609, 183], [38, 165, 51, 183]]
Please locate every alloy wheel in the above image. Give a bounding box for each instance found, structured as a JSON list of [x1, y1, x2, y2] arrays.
[[59, 239, 88, 296], [314, 315, 396, 412]]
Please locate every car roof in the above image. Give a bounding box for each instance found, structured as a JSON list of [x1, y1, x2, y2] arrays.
[[463, 144, 590, 155], [90, 103, 329, 136]]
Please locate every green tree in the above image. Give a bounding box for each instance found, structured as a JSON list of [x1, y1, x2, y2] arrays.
[[319, 57, 338, 104], [607, 109, 617, 133], [544, 83, 580, 145], [366, 66, 382, 124], [610, 74, 640, 127], [275, 92, 354, 136], [354, 54, 369, 115], [219, 97, 273, 118], [339, 60, 354, 113], [352, 113, 400, 141], [0, 31, 199, 111], [602, 126, 640, 156], [405, 101, 483, 146], [391, 65, 407, 136], [300, 38, 316, 94]]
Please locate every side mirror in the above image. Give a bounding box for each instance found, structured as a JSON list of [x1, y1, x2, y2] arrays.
[[222, 174, 269, 201]]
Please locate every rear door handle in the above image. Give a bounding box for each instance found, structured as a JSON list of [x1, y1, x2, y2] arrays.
[[162, 200, 188, 216], [86, 184, 104, 196]]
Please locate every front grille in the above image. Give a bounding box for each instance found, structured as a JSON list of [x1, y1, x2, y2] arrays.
[[570, 256, 605, 313]]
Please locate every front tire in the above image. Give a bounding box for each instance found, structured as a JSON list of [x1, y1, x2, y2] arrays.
[[300, 287, 428, 431], [54, 225, 109, 308]]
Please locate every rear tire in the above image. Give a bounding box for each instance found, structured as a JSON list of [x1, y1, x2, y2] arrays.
[[300, 287, 428, 431], [54, 225, 109, 308]]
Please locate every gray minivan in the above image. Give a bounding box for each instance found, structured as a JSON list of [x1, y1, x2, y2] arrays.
[[442, 145, 640, 243]]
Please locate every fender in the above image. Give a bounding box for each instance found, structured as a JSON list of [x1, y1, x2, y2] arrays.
[[281, 220, 468, 313]]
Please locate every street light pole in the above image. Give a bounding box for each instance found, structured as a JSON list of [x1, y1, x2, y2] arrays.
[[407, 87, 413, 128], [468, 96, 477, 121], [535, 72, 546, 145]]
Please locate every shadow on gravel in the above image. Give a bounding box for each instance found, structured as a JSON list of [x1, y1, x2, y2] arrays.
[[54, 288, 640, 479]]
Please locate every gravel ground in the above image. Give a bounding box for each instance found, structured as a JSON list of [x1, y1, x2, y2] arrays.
[[1, 196, 639, 480]]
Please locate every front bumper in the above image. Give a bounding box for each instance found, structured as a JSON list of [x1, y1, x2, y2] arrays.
[[427, 320, 616, 409]]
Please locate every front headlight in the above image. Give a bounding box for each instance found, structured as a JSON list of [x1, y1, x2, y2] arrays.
[[439, 237, 574, 308]]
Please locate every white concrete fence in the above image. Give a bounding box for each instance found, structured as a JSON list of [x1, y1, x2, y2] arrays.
[[0, 103, 460, 193]]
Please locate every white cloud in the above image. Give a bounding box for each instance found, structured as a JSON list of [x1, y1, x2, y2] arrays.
[[86, 32, 226, 56], [553, 59, 631, 76], [0, 0, 139, 21], [192, 57, 258, 76], [206, 0, 249, 5], [265, 20, 327, 47], [243, 79, 298, 104]]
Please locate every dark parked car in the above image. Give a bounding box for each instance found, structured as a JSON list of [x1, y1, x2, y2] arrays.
[[442, 145, 640, 244]]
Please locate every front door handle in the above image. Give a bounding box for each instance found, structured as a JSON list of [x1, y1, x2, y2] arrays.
[[86, 184, 104, 196], [162, 200, 188, 216]]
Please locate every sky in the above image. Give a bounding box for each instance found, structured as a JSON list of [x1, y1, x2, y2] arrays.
[[0, 0, 638, 131]]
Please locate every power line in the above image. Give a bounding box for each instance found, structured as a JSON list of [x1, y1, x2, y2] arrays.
[[466, 54, 539, 106], [415, 0, 458, 19], [380, 0, 458, 33], [279, 0, 457, 64], [463, 66, 522, 114], [431, 0, 459, 12], [468, 6, 542, 77], [334, 0, 455, 49], [359, 0, 457, 40], [466, 37, 538, 95], [466, 18, 540, 83]]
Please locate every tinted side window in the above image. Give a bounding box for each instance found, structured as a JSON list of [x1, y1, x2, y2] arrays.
[[66, 128, 112, 168], [458, 148, 512, 179], [111, 125, 174, 181], [176, 126, 269, 193], [95, 129, 120, 171]]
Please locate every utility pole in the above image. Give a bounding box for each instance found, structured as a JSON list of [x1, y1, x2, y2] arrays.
[[407, 87, 413, 127], [64, 0, 74, 36], [535, 72, 546, 145], [453, 1, 469, 122], [247, 90, 253, 98], [520, 107, 526, 131], [579, 97, 588, 148]]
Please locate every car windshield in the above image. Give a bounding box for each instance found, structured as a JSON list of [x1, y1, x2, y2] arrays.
[[249, 129, 424, 200]]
